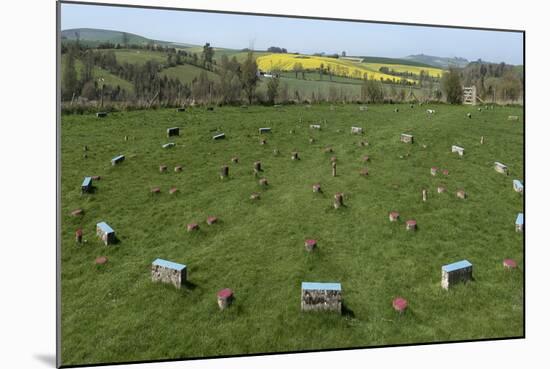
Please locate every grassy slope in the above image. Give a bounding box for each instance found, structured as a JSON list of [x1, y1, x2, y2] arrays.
[[109, 49, 167, 65], [160, 64, 220, 84], [61, 104, 523, 366], [62, 55, 134, 93]]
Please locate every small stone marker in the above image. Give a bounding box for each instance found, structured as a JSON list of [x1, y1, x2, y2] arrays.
[[333, 193, 344, 209], [332, 162, 337, 177], [437, 186, 446, 193], [174, 166, 183, 172], [513, 180, 523, 193], [430, 167, 438, 176], [494, 162, 508, 175], [231, 156, 239, 164], [394, 108, 399, 113], [291, 151, 299, 160], [151, 258, 187, 289], [259, 178, 268, 186], [81, 177, 93, 193], [162, 143, 175, 149], [187, 223, 199, 232], [259, 127, 271, 134], [260, 138, 266, 145], [217, 288, 234, 310], [75, 228, 83, 243], [362, 155, 369, 162], [400, 133, 413, 144], [310, 124, 321, 130], [480, 136, 484, 145], [406, 219, 417, 231], [508, 115, 519, 121], [351, 126, 363, 134], [96, 112, 107, 118], [503, 259, 517, 270], [456, 190, 466, 199], [83, 145, 88, 151], [442, 169, 449, 176], [124, 136, 128, 141], [250, 192, 261, 200], [151, 187, 160, 194], [166, 127, 180, 137], [324, 147, 333, 153], [467, 113, 472, 119], [441, 260, 473, 290], [206, 216, 218, 225], [452, 145, 465, 156], [304, 239, 317, 252], [301, 282, 342, 313], [176, 107, 186, 112], [389, 211, 399, 222], [96, 222, 115, 245], [159, 165, 167, 173], [111, 155, 125, 166], [360, 168, 369, 176], [220, 165, 229, 179], [309, 137, 315, 144], [392, 297, 408, 313], [312, 183, 321, 193], [254, 161, 262, 172], [71, 208, 83, 217], [426, 109, 435, 114], [359, 105, 368, 111], [422, 189, 427, 202], [95, 256, 108, 265], [515, 213, 524, 232], [212, 133, 225, 140], [169, 187, 178, 194]]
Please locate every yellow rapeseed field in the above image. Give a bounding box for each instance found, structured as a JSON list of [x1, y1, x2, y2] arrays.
[[256, 53, 442, 82]]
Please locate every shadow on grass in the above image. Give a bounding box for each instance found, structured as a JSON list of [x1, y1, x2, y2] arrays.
[[342, 303, 355, 318], [182, 280, 198, 290]]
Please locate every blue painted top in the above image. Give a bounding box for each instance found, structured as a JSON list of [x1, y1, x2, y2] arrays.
[[302, 282, 341, 291], [167, 127, 179, 131], [513, 180, 523, 189], [112, 155, 124, 162], [516, 213, 524, 225], [153, 258, 186, 271], [162, 143, 175, 148], [82, 177, 92, 187], [97, 222, 114, 234], [442, 260, 472, 272]]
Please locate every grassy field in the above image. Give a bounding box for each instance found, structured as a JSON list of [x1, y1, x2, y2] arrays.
[[109, 49, 168, 65], [160, 64, 220, 84], [60, 103, 524, 366]]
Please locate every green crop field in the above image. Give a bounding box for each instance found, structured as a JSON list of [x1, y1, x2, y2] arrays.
[[60, 103, 524, 366], [160, 64, 220, 84]]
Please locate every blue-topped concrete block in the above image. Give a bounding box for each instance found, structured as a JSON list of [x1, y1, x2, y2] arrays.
[[301, 281, 342, 313], [400, 133, 413, 143], [96, 221, 115, 245], [513, 180, 523, 193], [494, 161, 508, 174], [81, 177, 92, 193], [111, 155, 125, 166], [441, 260, 473, 289], [151, 258, 187, 289], [259, 127, 271, 134], [516, 213, 524, 232]]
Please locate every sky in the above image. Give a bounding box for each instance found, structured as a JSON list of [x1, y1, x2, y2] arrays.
[[61, 3, 524, 65]]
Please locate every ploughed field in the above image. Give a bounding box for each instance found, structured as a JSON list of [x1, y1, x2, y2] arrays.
[[60, 103, 524, 365]]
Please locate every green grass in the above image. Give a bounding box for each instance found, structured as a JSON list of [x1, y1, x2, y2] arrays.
[[160, 64, 220, 84], [62, 55, 134, 93], [109, 49, 167, 66], [61, 104, 523, 366]]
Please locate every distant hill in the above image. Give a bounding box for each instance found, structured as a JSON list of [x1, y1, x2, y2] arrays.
[[60, 28, 195, 48], [359, 56, 435, 68], [405, 54, 469, 69]]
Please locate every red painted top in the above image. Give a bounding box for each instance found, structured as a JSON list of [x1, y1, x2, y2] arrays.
[[393, 297, 408, 311], [503, 259, 517, 268], [91, 175, 101, 180], [95, 256, 108, 265], [305, 239, 317, 246], [207, 216, 218, 224], [75, 229, 83, 236], [442, 169, 449, 175], [187, 223, 198, 229], [406, 220, 417, 226], [217, 288, 233, 299], [151, 187, 160, 192], [390, 211, 399, 218]]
